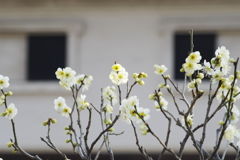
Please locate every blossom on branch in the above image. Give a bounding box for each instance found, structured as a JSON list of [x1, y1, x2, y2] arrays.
[[154, 64, 167, 75], [2, 103, 18, 120], [0, 75, 9, 89], [109, 64, 128, 85]]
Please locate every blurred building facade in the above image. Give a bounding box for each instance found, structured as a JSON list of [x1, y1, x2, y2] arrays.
[[1, 0, 240, 158]]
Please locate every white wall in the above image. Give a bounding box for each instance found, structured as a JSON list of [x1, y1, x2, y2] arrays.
[[1, 3, 240, 155]]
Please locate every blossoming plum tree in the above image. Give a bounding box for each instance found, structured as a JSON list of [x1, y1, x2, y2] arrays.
[[1, 31, 240, 160]]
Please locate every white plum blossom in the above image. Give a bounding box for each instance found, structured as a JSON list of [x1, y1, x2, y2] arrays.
[[230, 105, 240, 124], [54, 97, 71, 118], [215, 46, 230, 66], [102, 104, 113, 115], [224, 124, 240, 142], [219, 81, 231, 92], [75, 74, 85, 87], [154, 97, 168, 111], [203, 60, 214, 76], [180, 114, 194, 128], [187, 80, 196, 91], [139, 123, 148, 135], [76, 94, 89, 110], [61, 106, 72, 118], [82, 75, 93, 92], [59, 80, 74, 91], [186, 51, 202, 63], [135, 107, 150, 123], [62, 67, 76, 81], [221, 63, 231, 75], [55, 68, 64, 80], [182, 62, 202, 76], [56, 67, 76, 90], [102, 86, 118, 106], [127, 96, 139, 107], [154, 64, 167, 75], [112, 64, 123, 72], [4, 103, 18, 120], [55, 67, 93, 91], [54, 97, 67, 113], [212, 70, 224, 84], [119, 96, 150, 124], [109, 65, 128, 85], [181, 51, 202, 76], [233, 86, 240, 101], [0, 75, 10, 89], [0, 99, 4, 106]]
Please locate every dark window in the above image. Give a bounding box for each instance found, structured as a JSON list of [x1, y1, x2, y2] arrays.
[[174, 32, 216, 80], [27, 34, 66, 80]]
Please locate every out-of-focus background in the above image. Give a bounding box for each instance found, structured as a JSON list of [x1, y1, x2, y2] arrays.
[[1, 0, 240, 159]]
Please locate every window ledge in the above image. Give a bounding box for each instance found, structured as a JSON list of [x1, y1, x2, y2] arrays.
[[8, 81, 69, 95]]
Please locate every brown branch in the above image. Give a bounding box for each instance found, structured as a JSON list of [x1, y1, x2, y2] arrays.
[[130, 121, 153, 160], [126, 81, 137, 99], [84, 107, 92, 155]]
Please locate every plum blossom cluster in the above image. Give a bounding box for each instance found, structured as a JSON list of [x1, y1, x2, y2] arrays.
[[76, 94, 90, 110], [3, 40, 240, 160], [0, 75, 17, 120], [55, 67, 93, 91], [132, 72, 148, 85], [54, 97, 71, 118], [109, 64, 128, 85], [181, 47, 240, 147], [149, 91, 168, 111], [119, 96, 150, 134], [102, 86, 118, 115], [54, 67, 93, 116]]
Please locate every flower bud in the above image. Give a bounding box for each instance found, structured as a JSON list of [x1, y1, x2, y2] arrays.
[[197, 73, 204, 79], [0, 99, 4, 105], [220, 78, 226, 83], [148, 94, 155, 100], [65, 139, 71, 143], [198, 90, 204, 95], [186, 73, 192, 77], [0, 94, 5, 100], [84, 102, 90, 108], [104, 118, 112, 125], [64, 126, 69, 130], [138, 80, 145, 85], [132, 73, 138, 79], [51, 118, 57, 124], [109, 128, 114, 132], [230, 58, 235, 63], [142, 73, 148, 78], [141, 130, 148, 135], [6, 91, 13, 96], [218, 120, 224, 125], [195, 78, 202, 84], [66, 131, 72, 135], [216, 55, 222, 59], [42, 121, 48, 126], [1, 112, 7, 117], [7, 142, 13, 148], [165, 85, 170, 89], [157, 92, 162, 96], [165, 75, 170, 79], [180, 68, 185, 72], [12, 149, 17, 154], [139, 73, 144, 79], [135, 78, 140, 82], [73, 143, 78, 147], [158, 83, 165, 89], [236, 71, 240, 80]]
